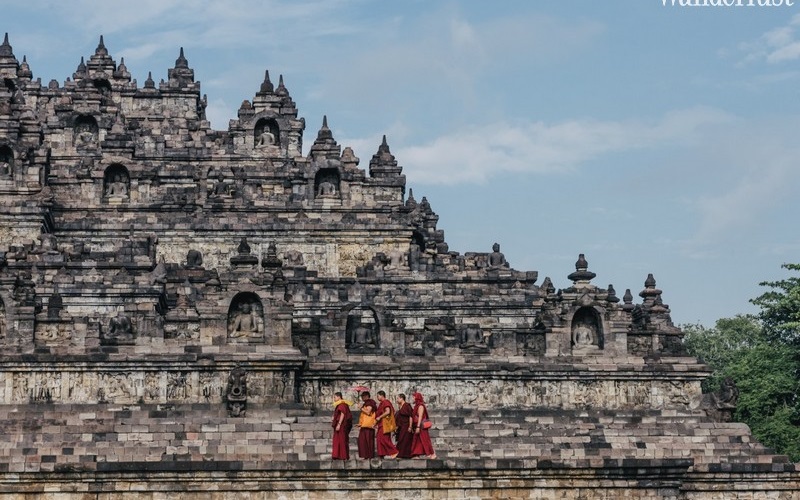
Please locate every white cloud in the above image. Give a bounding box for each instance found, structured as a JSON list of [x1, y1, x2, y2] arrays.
[[348, 107, 732, 185], [737, 13, 800, 65]]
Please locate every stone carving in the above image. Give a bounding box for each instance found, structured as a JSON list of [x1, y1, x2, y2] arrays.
[[0, 146, 12, 178], [74, 117, 98, 148], [702, 377, 739, 423], [186, 249, 203, 268], [107, 174, 128, 196], [230, 237, 258, 266], [284, 249, 304, 267], [143, 373, 161, 401], [102, 310, 135, 345], [262, 241, 282, 269], [314, 168, 340, 199], [254, 119, 278, 149], [346, 308, 379, 350], [571, 308, 601, 353], [257, 128, 275, 147], [37, 323, 70, 344], [0, 298, 5, 340], [98, 373, 133, 403], [228, 294, 264, 340], [226, 365, 247, 417], [488, 243, 509, 268], [47, 292, 63, 319], [210, 172, 229, 197], [460, 324, 487, 349], [385, 249, 406, 271], [166, 372, 191, 401]]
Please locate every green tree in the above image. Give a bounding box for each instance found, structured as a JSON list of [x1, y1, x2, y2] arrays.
[[751, 263, 800, 346], [683, 263, 800, 461]]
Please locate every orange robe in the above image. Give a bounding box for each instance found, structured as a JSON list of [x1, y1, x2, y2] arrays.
[[376, 399, 399, 457], [357, 399, 377, 459]]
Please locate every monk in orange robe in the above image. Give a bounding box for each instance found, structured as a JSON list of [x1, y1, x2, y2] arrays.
[[331, 392, 352, 460], [375, 391, 399, 458], [357, 391, 377, 459]]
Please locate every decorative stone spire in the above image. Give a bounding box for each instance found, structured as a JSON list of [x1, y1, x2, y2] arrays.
[[606, 284, 620, 303], [113, 57, 131, 81], [369, 134, 403, 178], [567, 253, 596, 285], [639, 273, 662, 308], [144, 71, 155, 89], [0, 33, 13, 57], [540, 276, 556, 296], [309, 115, 340, 159], [262, 241, 282, 269], [405, 187, 417, 209], [167, 47, 195, 87], [276, 74, 289, 97], [17, 55, 32, 80], [259, 70, 274, 94], [95, 35, 108, 56], [73, 57, 87, 80], [622, 289, 634, 311], [175, 47, 188, 69]]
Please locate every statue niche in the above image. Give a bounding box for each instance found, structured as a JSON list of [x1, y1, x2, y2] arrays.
[[74, 115, 99, 149], [314, 168, 340, 199], [571, 307, 603, 354], [460, 324, 488, 350], [102, 309, 135, 345], [254, 118, 279, 149], [0, 145, 13, 178], [103, 164, 130, 199], [227, 293, 264, 342], [346, 307, 379, 351]]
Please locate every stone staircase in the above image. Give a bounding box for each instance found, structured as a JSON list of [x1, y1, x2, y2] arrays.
[[0, 404, 794, 475]]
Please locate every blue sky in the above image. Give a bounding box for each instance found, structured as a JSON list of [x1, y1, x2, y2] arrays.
[[5, 0, 800, 326]]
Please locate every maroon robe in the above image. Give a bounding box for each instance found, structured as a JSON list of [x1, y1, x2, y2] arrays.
[[411, 403, 435, 457], [395, 401, 414, 458], [331, 402, 352, 460], [376, 399, 399, 457], [357, 399, 377, 459]]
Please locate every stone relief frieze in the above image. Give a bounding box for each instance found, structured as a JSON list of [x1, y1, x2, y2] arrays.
[[299, 378, 703, 412]]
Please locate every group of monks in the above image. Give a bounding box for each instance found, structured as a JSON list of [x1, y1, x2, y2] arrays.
[[331, 390, 437, 460]]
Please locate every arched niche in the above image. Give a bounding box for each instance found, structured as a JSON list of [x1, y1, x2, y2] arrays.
[[74, 115, 99, 147], [346, 306, 379, 350], [571, 307, 603, 352], [314, 168, 340, 199], [254, 118, 279, 148], [93, 79, 112, 95], [411, 230, 425, 252], [227, 292, 264, 342], [103, 164, 130, 198], [0, 145, 13, 178]]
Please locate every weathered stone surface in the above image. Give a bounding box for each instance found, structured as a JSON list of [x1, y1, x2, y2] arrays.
[[0, 36, 796, 498]]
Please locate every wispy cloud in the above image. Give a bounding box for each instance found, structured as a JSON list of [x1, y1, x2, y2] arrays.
[[343, 106, 732, 185], [736, 13, 800, 65]]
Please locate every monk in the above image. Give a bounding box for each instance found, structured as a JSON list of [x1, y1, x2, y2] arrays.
[[357, 391, 377, 459], [375, 391, 399, 459], [331, 392, 352, 460], [394, 393, 414, 458], [410, 392, 436, 459]]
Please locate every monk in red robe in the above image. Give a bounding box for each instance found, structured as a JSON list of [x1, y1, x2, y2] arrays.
[[375, 391, 399, 458], [394, 393, 414, 458], [331, 391, 352, 460], [357, 391, 377, 459], [410, 392, 436, 459]]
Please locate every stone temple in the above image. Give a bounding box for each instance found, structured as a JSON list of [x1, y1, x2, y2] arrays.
[[0, 35, 797, 499]]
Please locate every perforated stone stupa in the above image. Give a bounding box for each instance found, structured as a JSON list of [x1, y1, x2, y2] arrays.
[[0, 35, 797, 499]]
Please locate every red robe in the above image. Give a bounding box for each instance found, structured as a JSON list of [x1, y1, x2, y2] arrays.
[[376, 399, 399, 457], [357, 399, 377, 459], [395, 401, 414, 458], [331, 402, 352, 460], [411, 403, 435, 457]]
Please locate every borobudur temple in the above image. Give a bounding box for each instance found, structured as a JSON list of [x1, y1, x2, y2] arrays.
[[0, 35, 798, 499]]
